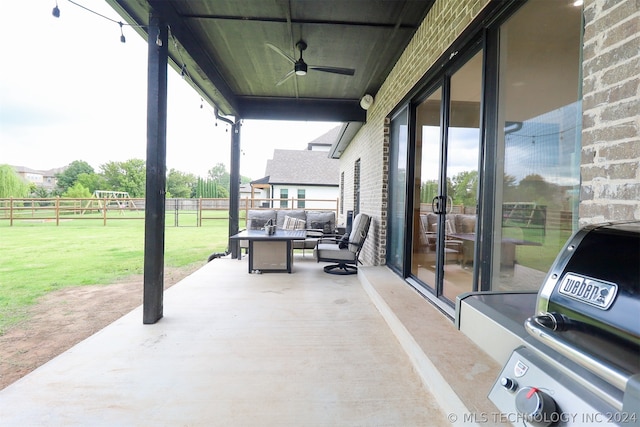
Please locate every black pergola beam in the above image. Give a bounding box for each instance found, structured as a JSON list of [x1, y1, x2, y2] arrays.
[[143, 14, 169, 325], [148, 0, 239, 116], [237, 97, 366, 122]]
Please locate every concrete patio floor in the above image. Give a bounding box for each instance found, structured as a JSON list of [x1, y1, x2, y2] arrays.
[[0, 254, 453, 426]]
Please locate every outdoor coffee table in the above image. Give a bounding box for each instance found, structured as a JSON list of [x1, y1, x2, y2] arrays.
[[230, 229, 307, 273]]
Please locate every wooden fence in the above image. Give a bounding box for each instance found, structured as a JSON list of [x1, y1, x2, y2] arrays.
[[0, 197, 339, 227]]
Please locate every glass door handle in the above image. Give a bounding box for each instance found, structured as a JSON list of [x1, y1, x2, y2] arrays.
[[432, 196, 445, 214]]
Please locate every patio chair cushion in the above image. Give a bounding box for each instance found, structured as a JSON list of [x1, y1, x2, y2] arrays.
[[455, 214, 476, 233], [424, 212, 476, 234], [315, 242, 357, 261], [247, 210, 276, 230], [276, 209, 306, 228], [347, 213, 370, 252], [445, 218, 456, 234]]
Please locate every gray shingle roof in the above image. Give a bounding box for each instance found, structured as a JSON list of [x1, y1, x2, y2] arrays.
[[265, 149, 339, 186], [306, 126, 341, 148]]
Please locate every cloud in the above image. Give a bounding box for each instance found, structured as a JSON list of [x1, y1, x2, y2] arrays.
[[0, 0, 339, 180]]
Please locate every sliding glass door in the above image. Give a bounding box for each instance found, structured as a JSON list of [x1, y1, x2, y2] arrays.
[[387, 107, 409, 272], [387, 0, 583, 313], [411, 50, 483, 304], [442, 52, 482, 300]]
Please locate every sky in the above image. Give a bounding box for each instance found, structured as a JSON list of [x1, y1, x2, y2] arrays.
[[0, 0, 339, 180]]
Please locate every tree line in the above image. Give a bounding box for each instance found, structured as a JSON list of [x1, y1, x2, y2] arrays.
[[419, 169, 573, 211], [0, 161, 252, 199]]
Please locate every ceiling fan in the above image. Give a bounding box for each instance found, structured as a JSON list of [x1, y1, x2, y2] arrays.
[[266, 40, 356, 86]]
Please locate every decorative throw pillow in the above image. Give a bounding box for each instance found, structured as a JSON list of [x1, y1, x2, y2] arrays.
[[283, 215, 307, 230], [276, 209, 305, 228], [309, 221, 332, 234], [247, 210, 276, 230], [283, 215, 297, 230], [306, 211, 335, 234]]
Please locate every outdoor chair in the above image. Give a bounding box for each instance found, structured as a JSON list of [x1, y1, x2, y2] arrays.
[[420, 214, 464, 264], [314, 213, 371, 275]]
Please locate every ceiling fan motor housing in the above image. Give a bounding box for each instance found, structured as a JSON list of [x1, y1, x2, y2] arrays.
[[295, 61, 308, 75]]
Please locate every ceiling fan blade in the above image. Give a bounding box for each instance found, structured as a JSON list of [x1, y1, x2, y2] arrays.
[[266, 43, 296, 64], [309, 65, 355, 76], [275, 70, 295, 86]]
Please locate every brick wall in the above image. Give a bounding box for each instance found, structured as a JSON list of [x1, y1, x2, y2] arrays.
[[341, 0, 640, 264], [339, 0, 490, 266], [580, 0, 640, 225]]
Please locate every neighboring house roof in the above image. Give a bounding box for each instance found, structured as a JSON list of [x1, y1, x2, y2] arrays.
[[306, 126, 341, 151], [250, 176, 270, 185], [12, 165, 66, 177], [264, 149, 339, 186], [12, 165, 42, 175]]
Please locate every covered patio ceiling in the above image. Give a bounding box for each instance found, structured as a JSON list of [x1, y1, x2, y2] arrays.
[[105, 0, 435, 122]]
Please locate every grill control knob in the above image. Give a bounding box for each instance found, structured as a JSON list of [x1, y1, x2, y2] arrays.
[[515, 387, 558, 427], [500, 377, 518, 392]]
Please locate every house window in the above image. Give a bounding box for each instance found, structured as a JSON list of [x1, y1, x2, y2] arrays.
[[279, 189, 288, 208], [297, 189, 305, 209], [354, 159, 360, 216]]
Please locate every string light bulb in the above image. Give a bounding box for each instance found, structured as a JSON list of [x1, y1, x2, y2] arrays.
[[52, 1, 60, 17], [156, 33, 163, 47], [119, 22, 126, 43]]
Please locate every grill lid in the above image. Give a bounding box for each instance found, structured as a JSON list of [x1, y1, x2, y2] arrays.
[[537, 221, 640, 344], [530, 221, 640, 390]]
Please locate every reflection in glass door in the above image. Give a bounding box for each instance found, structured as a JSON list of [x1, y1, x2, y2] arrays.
[[442, 52, 482, 301], [387, 107, 409, 272], [411, 88, 442, 290], [411, 50, 482, 304]]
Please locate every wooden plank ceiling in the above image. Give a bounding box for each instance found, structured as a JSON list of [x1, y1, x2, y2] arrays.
[[106, 0, 434, 122]]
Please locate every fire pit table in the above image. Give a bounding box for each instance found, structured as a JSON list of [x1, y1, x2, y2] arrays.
[[230, 229, 307, 273]]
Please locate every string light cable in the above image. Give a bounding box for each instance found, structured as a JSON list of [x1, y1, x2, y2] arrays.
[[505, 124, 580, 143], [50, 0, 236, 129], [51, 0, 147, 43], [167, 27, 238, 130]]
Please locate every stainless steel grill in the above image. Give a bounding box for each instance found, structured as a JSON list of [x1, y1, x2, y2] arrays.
[[480, 221, 639, 426]]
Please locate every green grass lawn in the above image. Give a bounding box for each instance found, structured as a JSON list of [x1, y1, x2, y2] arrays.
[[504, 226, 573, 272], [0, 219, 229, 333]]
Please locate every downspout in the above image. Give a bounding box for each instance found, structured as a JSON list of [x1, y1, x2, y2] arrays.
[[214, 106, 242, 259]]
